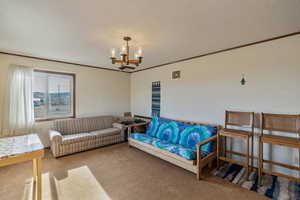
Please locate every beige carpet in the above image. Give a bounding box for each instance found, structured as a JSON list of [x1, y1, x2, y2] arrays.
[[0, 143, 268, 200]]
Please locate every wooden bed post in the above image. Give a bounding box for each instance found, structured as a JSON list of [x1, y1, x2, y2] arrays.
[[197, 146, 202, 180], [217, 132, 220, 169]]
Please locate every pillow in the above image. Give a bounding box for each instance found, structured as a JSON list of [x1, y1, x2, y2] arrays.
[[146, 117, 171, 137], [179, 125, 216, 152], [156, 121, 180, 144], [146, 117, 160, 137], [176, 121, 193, 133]]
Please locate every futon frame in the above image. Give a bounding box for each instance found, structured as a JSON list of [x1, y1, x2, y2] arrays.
[[128, 116, 220, 180]]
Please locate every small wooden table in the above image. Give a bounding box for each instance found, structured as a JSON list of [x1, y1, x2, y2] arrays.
[[120, 122, 149, 140], [0, 134, 44, 200]]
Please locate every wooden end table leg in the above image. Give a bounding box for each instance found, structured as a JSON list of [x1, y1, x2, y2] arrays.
[[33, 159, 37, 183], [217, 133, 220, 169], [35, 157, 42, 200], [246, 137, 250, 180], [251, 135, 254, 172], [258, 136, 263, 185]]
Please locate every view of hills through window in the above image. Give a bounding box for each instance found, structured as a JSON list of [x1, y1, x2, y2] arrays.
[[33, 71, 74, 120]]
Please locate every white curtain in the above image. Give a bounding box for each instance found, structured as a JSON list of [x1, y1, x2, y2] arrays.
[[1, 65, 35, 137]]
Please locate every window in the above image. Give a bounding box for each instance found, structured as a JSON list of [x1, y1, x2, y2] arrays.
[[33, 70, 75, 121]]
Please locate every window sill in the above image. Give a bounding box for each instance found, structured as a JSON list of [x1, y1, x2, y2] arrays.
[[35, 116, 75, 122]]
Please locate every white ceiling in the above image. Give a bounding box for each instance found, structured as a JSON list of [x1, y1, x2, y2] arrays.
[[1, 0, 300, 71]]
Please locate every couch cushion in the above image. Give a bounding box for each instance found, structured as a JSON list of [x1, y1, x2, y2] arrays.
[[156, 121, 180, 144], [85, 116, 113, 132], [130, 133, 160, 145], [179, 125, 217, 152], [90, 128, 120, 137], [151, 140, 196, 160], [146, 117, 160, 137], [62, 133, 92, 144], [54, 118, 89, 135], [146, 117, 174, 137]]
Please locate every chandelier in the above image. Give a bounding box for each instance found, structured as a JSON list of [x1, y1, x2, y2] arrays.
[[110, 36, 143, 70]]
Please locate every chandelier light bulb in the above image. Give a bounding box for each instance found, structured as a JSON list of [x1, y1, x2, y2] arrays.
[[138, 47, 142, 57], [134, 53, 139, 59], [111, 48, 116, 58], [121, 46, 126, 54]]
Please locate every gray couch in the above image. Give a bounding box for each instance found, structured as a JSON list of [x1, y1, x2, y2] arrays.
[[49, 116, 124, 157]]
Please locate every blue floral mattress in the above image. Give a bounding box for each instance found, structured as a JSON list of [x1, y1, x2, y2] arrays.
[[130, 117, 217, 160]]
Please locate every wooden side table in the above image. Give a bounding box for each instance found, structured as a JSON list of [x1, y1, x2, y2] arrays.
[[0, 134, 44, 200], [119, 122, 149, 140], [126, 122, 149, 135]]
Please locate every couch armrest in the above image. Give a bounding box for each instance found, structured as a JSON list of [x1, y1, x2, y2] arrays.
[[196, 135, 218, 159], [49, 130, 63, 144], [113, 123, 125, 138], [197, 135, 218, 148], [112, 122, 124, 130], [196, 135, 217, 180]]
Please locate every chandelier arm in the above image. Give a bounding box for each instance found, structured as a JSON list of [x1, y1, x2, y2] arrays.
[[126, 39, 129, 65], [127, 60, 139, 64], [122, 54, 126, 62], [112, 59, 125, 63], [138, 57, 143, 64]]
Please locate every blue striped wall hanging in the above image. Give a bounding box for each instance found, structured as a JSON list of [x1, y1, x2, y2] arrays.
[[151, 81, 161, 117]]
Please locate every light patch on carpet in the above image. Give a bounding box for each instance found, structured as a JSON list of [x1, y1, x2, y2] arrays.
[[22, 166, 111, 200]]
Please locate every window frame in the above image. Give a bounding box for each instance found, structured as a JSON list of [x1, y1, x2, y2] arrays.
[[33, 69, 76, 122]]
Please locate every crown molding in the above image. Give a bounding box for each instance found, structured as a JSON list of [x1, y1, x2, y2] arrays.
[[0, 51, 130, 73], [133, 31, 300, 73], [1, 31, 299, 74]]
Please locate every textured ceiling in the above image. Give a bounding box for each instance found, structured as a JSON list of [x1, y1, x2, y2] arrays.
[[1, 0, 300, 71]]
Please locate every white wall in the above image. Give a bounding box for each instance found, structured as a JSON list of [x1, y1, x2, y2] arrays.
[[0, 54, 131, 146], [131, 35, 300, 175], [1, 34, 299, 176]]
